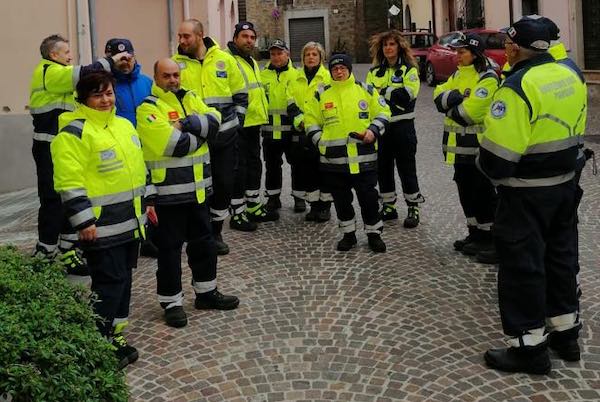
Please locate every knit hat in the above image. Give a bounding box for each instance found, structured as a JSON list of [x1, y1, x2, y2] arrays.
[[234, 21, 256, 37], [328, 53, 352, 73]]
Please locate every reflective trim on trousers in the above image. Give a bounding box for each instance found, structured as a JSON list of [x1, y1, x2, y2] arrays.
[[339, 218, 356, 233], [492, 171, 575, 188], [306, 191, 319, 203], [158, 291, 184, 308], [265, 188, 281, 196], [33, 132, 56, 142], [320, 192, 333, 202], [477, 222, 493, 231], [442, 145, 479, 156], [291, 190, 304, 199], [466, 217, 478, 226], [146, 153, 210, 169], [380, 192, 396, 204], [390, 113, 415, 122], [404, 192, 424, 203], [192, 279, 217, 294], [507, 327, 547, 348], [210, 207, 230, 221], [546, 312, 579, 332], [364, 221, 383, 234]]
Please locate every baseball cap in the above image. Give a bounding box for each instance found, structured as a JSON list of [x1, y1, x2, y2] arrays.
[[503, 16, 552, 50], [269, 39, 288, 51], [449, 32, 485, 54], [105, 38, 134, 56]]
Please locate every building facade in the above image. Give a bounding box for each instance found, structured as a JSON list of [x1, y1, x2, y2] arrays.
[[0, 0, 237, 193]]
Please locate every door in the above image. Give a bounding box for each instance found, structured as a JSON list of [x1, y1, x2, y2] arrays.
[[288, 17, 326, 62], [583, 0, 600, 69]]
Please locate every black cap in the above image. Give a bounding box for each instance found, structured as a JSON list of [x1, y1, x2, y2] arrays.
[[105, 38, 134, 56], [505, 16, 552, 50], [449, 32, 485, 54], [234, 21, 256, 37], [269, 39, 288, 51], [329, 53, 352, 73]]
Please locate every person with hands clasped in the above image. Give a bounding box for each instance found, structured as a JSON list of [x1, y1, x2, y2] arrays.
[[304, 54, 391, 252], [366, 30, 425, 228], [433, 32, 500, 264]]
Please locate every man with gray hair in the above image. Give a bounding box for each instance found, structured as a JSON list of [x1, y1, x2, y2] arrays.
[[29, 34, 128, 274]]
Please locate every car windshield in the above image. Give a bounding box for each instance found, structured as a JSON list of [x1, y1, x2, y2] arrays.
[[439, 32, 462, 46], [479, 32, 508, 49], [402, 34, 435, 48]]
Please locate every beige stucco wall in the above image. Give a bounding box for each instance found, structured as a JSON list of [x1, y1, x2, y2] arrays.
[[483, 0, 510, 31], [404, 0, 435, 32]]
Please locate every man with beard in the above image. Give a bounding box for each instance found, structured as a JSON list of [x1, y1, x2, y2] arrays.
[[173, 19, 249, 251]]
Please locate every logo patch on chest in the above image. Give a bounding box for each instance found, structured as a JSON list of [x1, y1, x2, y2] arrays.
[[216, 60, 226, 70], [391, 75, 403, 83], [216, 70, 227, 78], [168, 111, 180, 120], [325, 102, 335, 109], [100, 149, 116, 161]]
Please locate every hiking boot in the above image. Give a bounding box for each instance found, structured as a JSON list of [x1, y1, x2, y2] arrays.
[[316, 202, 331, 222], [112, 333, 139, 369], [476, 247, 499, 265], [195, 288, 240, 310], [305, 202, 321, 222], [293, 197, 306, 213], [403, 206, 420, 228], [337, 232, 357, 251], [462, 231, 493, 256], [453, 227, 478, 251], [229, 212, 258, 232], [265, 196, 282, 211], [214, 233, 230, 256], [247, 204, 279, 222], [381, 204, 398, 221], [367, 233, 387, 253], [164, 306, 188, 328], [484, 344, 551, 375], [60, 249, 90, 276], [548, 325, 581, 362]]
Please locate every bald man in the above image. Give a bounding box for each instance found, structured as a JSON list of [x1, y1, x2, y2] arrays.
[[136, 59, 239, 328]]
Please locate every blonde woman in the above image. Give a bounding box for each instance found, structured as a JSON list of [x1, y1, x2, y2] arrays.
[[287, 42, 333, 222], [366, 30, 425, 228]]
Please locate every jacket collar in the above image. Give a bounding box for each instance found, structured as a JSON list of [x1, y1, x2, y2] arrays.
[[266, 59, 292, 72], [505, 52, 554, 78], [330, 73, 355, 88], [227, 41, 254, 66], [112, 63, 141, 81], [151, 83, 188, 103], [76, 104, 116, 127]]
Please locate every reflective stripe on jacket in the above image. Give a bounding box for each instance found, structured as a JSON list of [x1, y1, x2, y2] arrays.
[[50, 105, 148, 249], [260, 59, 298, 140], [136, 84, 221, 205]]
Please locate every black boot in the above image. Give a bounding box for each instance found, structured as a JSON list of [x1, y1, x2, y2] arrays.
[[211, 221, 229, 256], [484, 344, 551, 375], [316, 201, 331, 222], [247, 203, 279, 222], [163, 305, 188, 328], [462, 230, 492, 256], [476, 246, 499, 264], [336, 232, 357, 251], [266, 195, 282, 211], [60, 248, 90, 276], [381, 203, 398, 221], [112, 332, 139, 369], [230, 212, 258, 232], [195, 288, 240, 310], [293, 197, 306, 213], [367, 233, 387, 253], [453, 226, 477, 251], [548, 324, 582, 362], [305, 201, 321, 221], [403, 205, 420, 229]]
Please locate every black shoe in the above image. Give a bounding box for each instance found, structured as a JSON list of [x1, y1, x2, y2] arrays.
[[476, 247, 499, 264], [266, 196, 282, 211], [214, 234, 230, 256], [381, 204, 398, 221], [247, 204, 279, 222], [229, 212, 258, 232], [454, 235, 474, 251], [316, 202, 331, 222], [548, 325, 582, 362], [337, 232, 357, 251], [367, 233, 387, 253], [112, 334, 139, 369], [462, 236, 494, 256], [195, 288, 240, 310], [164, 306, 188, 328], [60, 249, 90, 276], [403, 206, 420, 228], [140, 239, 158, 258], [305, 203, 320, 221], [293, 197, 306, 213], [484, 345, 551, 375]]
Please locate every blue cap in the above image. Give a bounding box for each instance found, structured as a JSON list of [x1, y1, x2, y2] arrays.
[[449, 32, 485, 54], [105, 38, 134, 56], [505, 16, 552, 50]]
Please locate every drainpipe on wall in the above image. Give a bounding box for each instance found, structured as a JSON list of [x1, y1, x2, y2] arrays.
[[183, 0, 190, 19], [509, 0, 514, 24], [431, 0, 437, 35], [168, 0, 176, 54], [88, 0, 98, 60], [75, 0, 92, 64]]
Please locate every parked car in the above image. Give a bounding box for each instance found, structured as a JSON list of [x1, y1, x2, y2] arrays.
[[424, 28, 507, 86], [399, 31, 437, 79]]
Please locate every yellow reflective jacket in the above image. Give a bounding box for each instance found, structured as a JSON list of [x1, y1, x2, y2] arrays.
[[136, 84, 221, 205], [304, 74, 391, 174], [51, 105, 148, 249], [29, 58, 112, 140], [173, 37, 248, 147], [478, 53, 587, 188], [366, 59, 420, 122], [288, 64, 331, 131], [225, 42, 268, 127], [260, 59, 298, 140], [433, 64, 499, 164]]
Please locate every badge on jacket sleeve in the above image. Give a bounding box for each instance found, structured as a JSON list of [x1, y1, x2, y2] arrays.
[[168, 111, 180, 120], [378, 97, 387, 106], [475, 88, 489, 98], [491, 100, 507, 119], [358, 100, 368, 110]]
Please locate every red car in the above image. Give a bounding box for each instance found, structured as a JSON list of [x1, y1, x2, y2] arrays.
[[399, 31, 437, 79], [424, 28, 507, 86]]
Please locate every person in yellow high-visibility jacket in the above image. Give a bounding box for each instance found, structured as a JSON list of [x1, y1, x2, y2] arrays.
[[433, 32, 499, 263], [305, 54, 391, 253], [51, 71, 150, 369]]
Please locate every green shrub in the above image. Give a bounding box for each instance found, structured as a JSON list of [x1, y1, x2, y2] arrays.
[[0, 246, 128, 402]]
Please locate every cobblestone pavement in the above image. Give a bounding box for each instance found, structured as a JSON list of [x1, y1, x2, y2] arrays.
[[1, 75, 600, 401]]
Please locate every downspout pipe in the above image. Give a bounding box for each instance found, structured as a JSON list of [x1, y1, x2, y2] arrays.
[[183, 0, 190, 20], [431, 0, 437, 35], [168, 0, 175, 55], [509, 0, 514, 25], [88, 0, 98, 60]]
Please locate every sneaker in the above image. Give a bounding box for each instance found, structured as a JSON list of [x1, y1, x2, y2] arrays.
[[247, 204, 279, 222], [112, 334, 139, 369], [214, 233, 230, 256], [265, 196, 282, 211], [316, 202, 331, 222], [293, 197, 306, 213], [336, 232, 357, 251], [164, 305, 188, 328], [484, 345, 551, 375], [367, 233, 387, 253], [195, 288, 240, 310], [381, 204, 398, 221], [403, 206, 419, 228], [229, 212, 258, 232], [60, 249, 90, 276]]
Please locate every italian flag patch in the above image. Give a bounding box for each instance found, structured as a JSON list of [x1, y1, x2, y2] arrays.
[[146, 114, 157, 123]]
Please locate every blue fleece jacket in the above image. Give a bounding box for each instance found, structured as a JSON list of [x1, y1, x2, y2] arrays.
[[113, 63, 152, 126]]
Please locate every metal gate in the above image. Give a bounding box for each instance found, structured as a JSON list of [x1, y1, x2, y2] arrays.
[[288, 17, 326, 62], [583, 0, 600, 69]]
